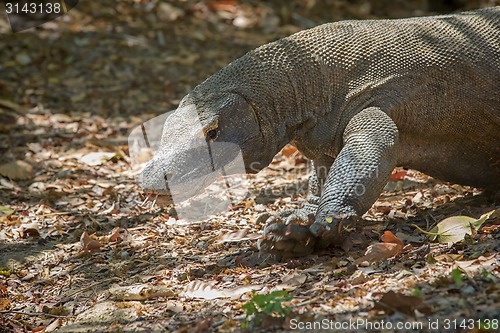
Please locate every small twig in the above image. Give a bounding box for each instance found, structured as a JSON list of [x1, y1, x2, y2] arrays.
[[213, 314, 245, 328], [65, 277, 121, 298], [293, 296, 323, 307], [140, 193, 152, 208], [0, 310, 72, 319], [151, 194, 158, 209], [37, 211, 73, 217]]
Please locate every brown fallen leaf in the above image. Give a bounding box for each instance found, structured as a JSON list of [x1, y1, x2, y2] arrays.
[[108, 226, 122, 242], [375, 201, 392, 214], [81, 152, 117, 166], [273, 273, 307, 291], [281, 145, 298, 157], [355, 231, 403, 264], [183, 280, 264, 300], [374, 290, 432, 316], [432, 254, 464, 263], [381, 230, 404, 250], [80, 232, 102, 252], [19, 222, 40, 238], [0, 98, 22, 111], [355, 243, 401, 265], [44, 318, 62, 332], [216, 228, 263, 243], [454, 255, 497, 276], [109, 284, 175, 301], [193, 318, 213, 333], [0, 160, 33, 180], [183, 281, 225, 300], [42, 304, 69, 316], [0, 297, 11, 310], [390, 168, 408, 181]]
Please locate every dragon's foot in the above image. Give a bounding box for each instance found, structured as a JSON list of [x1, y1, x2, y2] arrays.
[[257, 210, 354, 257], [309, 215, 347, 248], [257, 209, 317, 257]]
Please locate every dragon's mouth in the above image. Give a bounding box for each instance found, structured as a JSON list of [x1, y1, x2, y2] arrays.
[[154, 194, 175, 206], [140, 192, 174, 208], [141, 173, 215, 208]]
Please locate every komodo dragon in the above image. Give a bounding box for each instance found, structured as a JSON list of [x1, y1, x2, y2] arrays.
[[141, 7, 500, 256]]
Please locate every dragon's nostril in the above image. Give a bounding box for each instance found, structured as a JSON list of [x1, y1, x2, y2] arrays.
[[163, 173, 172, 183], [163, 173, 174, 189]]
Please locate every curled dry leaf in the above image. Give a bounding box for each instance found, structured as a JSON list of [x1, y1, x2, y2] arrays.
[[355, 231, 403, 264], [44, 318, 62, 333], [375, 201, 392, 214], [390, 168, 408, 181], [109, 284, 175, 301], [216, 228, 263, 243], [432, 254, 464, 263], [454, 255, 497, 276], [20, 222, 40, 238], [281, 145, 298, 157], [183, 280, 264, 300], [380, 230, 404, 250], [81, 152, 117, 166], [108, 226, 122, 242], [0, 297, 11, 311], [374, 290, 432, 316], [157, 2, 185, 21], [183, 280, 225, 300], [273, 273, 307, 291], [101, 202, 116, 215], [0, 160, 33, 180], [355, 243, 401, 265], [80, 231, 102, 252]]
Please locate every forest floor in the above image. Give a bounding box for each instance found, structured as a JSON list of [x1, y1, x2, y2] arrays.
[[0, 1, 499, 332]]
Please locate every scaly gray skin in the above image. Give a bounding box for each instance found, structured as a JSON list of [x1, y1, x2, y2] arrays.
[[141, 7, 500, 257]]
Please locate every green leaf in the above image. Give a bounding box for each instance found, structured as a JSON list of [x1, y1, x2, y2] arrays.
[[263, 302, 275, 315], [0, 269, 11, 277], [252, 294, 267, 308], [451, 268, 464, 287], [241, 290, 292, 319], [429, 215, 476, 243], [470, 210, 496, 229], [411, 286, 422, 297], [242, 301, 257, 316], [412, 210, 495, 244], [0, 205, 14, 217]]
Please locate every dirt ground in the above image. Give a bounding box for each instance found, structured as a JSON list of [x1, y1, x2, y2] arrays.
[[0, 1, 499, 332]]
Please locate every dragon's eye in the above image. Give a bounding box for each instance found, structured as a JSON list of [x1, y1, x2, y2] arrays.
[[206, 129, 218, 141]]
